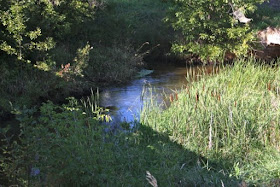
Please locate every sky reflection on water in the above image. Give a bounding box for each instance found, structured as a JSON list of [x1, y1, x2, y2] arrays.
[[100, 64, 217, 124]]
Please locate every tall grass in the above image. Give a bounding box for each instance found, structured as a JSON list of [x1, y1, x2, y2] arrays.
[[1, 91, 238, 186], [141, 58, 280, 185]]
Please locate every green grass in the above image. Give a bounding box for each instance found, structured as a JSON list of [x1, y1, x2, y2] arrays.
[[2, 1, 280, 185], [1, 96, 239, 186], [92, 0, 172, 46], [141, 58, 280, 185], [89, 0, 173, 61], [3, 59, 280, 186]]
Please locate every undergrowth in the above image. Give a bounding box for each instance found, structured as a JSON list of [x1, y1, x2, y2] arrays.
[[0, 0, 172, 119], [0, 94, 238, 186]]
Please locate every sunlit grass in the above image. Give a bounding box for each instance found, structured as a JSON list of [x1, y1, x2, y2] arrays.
[[141, 58, 280, 185]]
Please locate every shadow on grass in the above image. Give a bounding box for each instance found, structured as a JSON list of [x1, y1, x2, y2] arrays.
[[109, 124, 240, 186], [0, 120, 241, 186]]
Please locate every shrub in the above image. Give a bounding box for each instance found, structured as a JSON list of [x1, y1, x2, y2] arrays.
[[166, 0, 266, 62], [0, 98, 113, 186], [85, 43, 143, 84]]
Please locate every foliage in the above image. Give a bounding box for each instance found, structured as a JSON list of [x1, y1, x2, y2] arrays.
[[142, 58, 280, 185], [0, 98, 113, 186], [0, 0, 91, 117], [4, 59, 280, 186], [250, 4, 280, 30], [85, 43, 143, 84], [166, 0, 267, 62], [90, 0, 173, 59], [1, 0, 160, 118], [56, 43, 92, 79], [0, 0, 88, 63], [1, 99, 240, 186]]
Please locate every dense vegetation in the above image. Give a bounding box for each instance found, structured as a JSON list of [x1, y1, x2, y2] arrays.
[[166, 0, 267, 62], [2, 59, 280, 186], [142, 59, 280, 185], [1, 0, 280, 186], [0, 0, 171, 118]]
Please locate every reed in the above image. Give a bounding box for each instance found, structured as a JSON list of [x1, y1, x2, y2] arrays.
[[141, 58, 280, 185]]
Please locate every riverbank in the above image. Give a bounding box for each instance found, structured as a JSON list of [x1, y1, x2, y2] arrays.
[[0, 0, 174, 120], [142, 58, 280, 186], [1, 0, 279, 121], [2, 58, 280, 186], [1, 0, 280, 185]]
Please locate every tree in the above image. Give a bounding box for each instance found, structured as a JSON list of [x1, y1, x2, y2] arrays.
[[166, 0, 266, 62], [0, 0, 94, 65], [0, 0, 55, 63]]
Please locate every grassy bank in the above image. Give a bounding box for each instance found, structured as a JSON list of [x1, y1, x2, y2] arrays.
[[142, 58, 280, 185], [252, 3, 280, 30], [2, 0, 280, 185], [1, 0, 279, 119], [0, 97, 239, 186], [2, 59, 280, 186]]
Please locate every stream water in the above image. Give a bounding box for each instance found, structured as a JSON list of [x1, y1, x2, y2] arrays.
[[99, 63, 216, 124]]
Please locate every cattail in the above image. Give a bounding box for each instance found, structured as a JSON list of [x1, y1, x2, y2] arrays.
[[209, 113, 213, 150], [268, 82, 271, 91], [85, 119, 90, 127], [186, 87, 191, 98], [196, 92, 199, 102], [169, 94, 174, 103], [175, 92, 178, 101]]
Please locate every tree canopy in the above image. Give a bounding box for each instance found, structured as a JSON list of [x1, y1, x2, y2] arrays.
[[0, 0, 94, 64], [166, 0, 266, 62]]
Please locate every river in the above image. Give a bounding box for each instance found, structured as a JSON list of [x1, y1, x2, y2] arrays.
[[99, 63, 217, 124]]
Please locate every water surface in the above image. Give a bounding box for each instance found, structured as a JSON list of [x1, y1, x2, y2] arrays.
[[100, 64, 217, 124]]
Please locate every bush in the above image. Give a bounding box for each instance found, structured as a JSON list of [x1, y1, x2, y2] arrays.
[[85, 43, 143, 84], [0, 98, 114, 186], [0, 0, 94, 65], [166, 0, 266, 62]]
